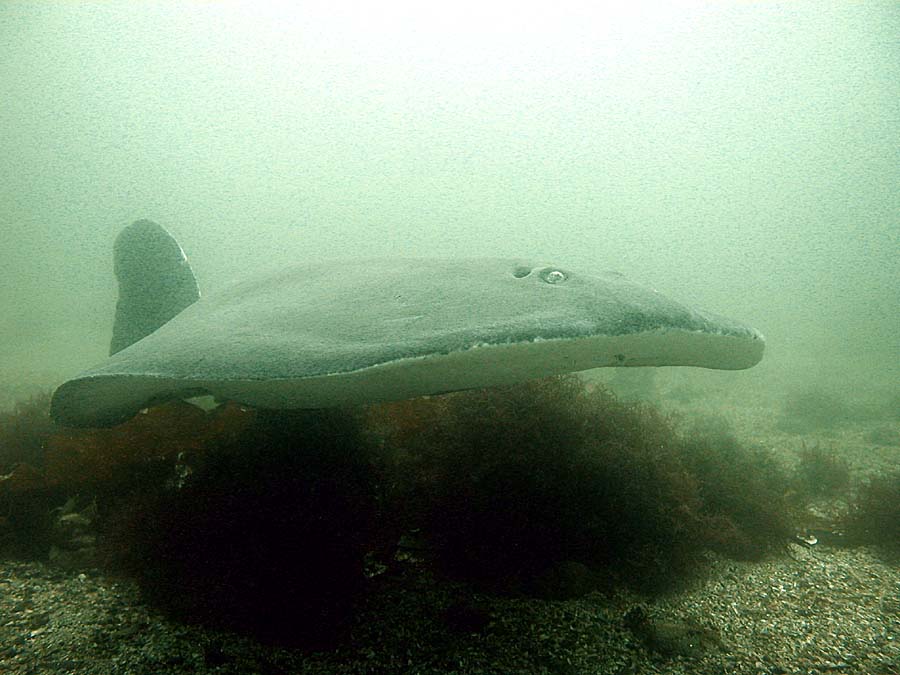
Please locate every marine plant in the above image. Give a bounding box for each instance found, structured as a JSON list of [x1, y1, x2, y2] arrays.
[[103, 407, 378, 647], [0, 392, 58, 557], [0, 391, 54, 471], [678, 416, 793, 559], [1, 374, 797, 642], [793, 441, 851, 498], [842, 471, 900, 558], [0, 395, 254, 558], [374, 376, 793, 593]]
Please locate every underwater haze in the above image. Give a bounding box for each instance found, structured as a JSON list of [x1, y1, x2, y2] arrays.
[[1, 1, 898, 403]]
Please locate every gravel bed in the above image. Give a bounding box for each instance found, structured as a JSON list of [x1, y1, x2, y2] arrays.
[[0, 540, 897, 675]]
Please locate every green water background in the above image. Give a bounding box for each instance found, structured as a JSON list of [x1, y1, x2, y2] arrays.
[[1, 2, 897, 404]]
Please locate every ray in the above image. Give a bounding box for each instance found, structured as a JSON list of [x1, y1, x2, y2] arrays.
[[50, 221, 765, 427]]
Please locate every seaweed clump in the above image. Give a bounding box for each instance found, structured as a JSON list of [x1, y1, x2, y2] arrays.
[[373, 376, 792, 594], [0, 393, 59, 557], [793, 442, 851, 499], [1, 376, 796, 642], [1, 397, 255, 560], [0, 392, 55, 471], [841, 471, 900, 559], [104, 408, 378, 648], [3, 393, 379, 646], [678, 416, 793, 559]]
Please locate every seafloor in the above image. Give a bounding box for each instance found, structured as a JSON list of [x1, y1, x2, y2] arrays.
[[1, 376, 897, 675]]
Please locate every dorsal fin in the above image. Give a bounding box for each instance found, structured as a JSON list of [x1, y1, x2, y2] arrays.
[[109, 219, 200, 355]]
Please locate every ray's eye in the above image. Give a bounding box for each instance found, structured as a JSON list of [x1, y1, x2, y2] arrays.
[[540, 268, 567, 284], [512, 265, 532, 278]]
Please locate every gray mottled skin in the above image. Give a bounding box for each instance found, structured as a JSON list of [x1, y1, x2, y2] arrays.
[[50, 221, 765, 428]]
